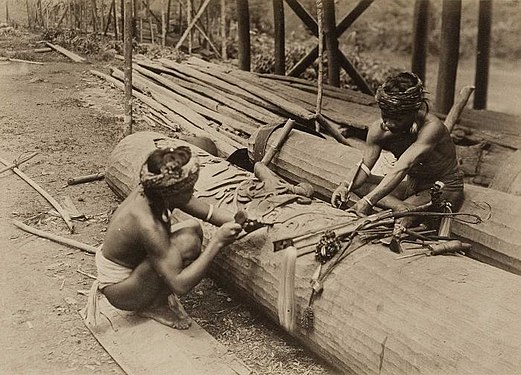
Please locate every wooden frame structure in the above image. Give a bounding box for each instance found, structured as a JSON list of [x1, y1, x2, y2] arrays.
[[21, 0, 493, 113], [237, 0, 493, 114]]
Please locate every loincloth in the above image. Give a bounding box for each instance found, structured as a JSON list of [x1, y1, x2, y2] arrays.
[[95, 249, 133, 290], [82, 249, 133, 327]]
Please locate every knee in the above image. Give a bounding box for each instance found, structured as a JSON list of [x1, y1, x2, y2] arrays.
[[172, 220, 203, 263]]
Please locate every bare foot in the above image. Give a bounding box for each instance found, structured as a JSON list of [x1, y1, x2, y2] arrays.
[[167, 294, 192, 330], [138, 296, 192, 330]]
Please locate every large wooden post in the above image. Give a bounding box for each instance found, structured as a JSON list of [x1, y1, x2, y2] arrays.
[[473, 0, 492, 110], [123, 0, 133, 137], [323, 0, 340, 86], [411, 0, 429, 83], [435, 0, 461, 114], [273, 0, 285, 75], [236, 0, 251, 71]]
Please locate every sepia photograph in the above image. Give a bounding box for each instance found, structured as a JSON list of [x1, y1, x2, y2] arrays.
[[1, 0, 520, 374]]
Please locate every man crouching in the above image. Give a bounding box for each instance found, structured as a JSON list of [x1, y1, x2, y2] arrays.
[[83, 146, 242, 329]]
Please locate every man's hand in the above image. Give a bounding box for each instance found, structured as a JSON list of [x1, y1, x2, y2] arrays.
[[331, 183, 350, 208], [214, 222, 242, 246], [351, 197, 373, 217]]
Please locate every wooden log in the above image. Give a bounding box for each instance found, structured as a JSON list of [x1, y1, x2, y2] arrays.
[[134, 59, 273, 123], [106, 131, 521, 375], [132, 64, 259, 134], [45, 42, 86, 63], [160, 58, 287, 115], [252, 127, 521, 276], [67, 172, 105, 185], [489, 149, 521, 195], [188, 62, 316, 121]]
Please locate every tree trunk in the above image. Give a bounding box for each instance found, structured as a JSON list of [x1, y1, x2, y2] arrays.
[[105, 130, 521, 375]]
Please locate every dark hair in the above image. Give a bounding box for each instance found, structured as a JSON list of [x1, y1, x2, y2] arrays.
[[146, 148, 173, 174]]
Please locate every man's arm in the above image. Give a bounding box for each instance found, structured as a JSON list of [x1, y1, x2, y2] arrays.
[[365, 124, 442, 205], [351, 122, 383, 190], [181, 196, 234, 226]]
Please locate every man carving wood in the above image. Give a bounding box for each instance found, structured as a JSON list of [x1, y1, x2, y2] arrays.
[[331, 72, 464, 224], [83, 146, 242, 328]]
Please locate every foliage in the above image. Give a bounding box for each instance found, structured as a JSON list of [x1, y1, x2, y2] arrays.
[[248, 33, 399, 93]]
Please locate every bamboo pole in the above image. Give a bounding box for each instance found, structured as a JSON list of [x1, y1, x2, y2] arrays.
[[0, 155, 74, 233], [12, 220, 98, 254], [123, 0, 133, 137], [0, 152, 38, 175]]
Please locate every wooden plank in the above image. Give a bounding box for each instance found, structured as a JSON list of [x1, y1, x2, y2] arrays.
[[45, 42, 86, 62], [106, 131, 521, 374], [85, 294, 251, 375], [90, 69, 238, 157]]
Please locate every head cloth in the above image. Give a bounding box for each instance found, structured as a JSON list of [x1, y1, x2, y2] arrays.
[[375, 72, 426, 115], [140, 146, 199, 199]]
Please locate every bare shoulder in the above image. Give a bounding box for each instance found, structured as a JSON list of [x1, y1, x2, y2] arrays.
[[418, 113, 448, 140], [367, 119, 385, 142]]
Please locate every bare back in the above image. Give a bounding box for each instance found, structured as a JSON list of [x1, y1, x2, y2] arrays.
[[102, 188, 170, 269]]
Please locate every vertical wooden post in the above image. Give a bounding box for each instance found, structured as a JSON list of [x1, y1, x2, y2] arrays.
[[6, 0, 9, 23], [113, 0, 118, 39], [121, 0, 125, 40], [161, 0, 166, 47], [221, 0, 227, 60], [411, 0, 430, 83], [474, 0, 492, 110], [123, 0, 133, 137], [132, 0, 137, 38], [435, 0, 461, 114], [186, 0, 192, 53], [100, 0, 106, 32], [273, 0, 285, 75], [323, 0, 340, 86], [166, 0, 171, 35], [92, 0, 99, 33], [26, 0, 32, 29], [148, 0, 154, 44], [236, 0, 250, 71]]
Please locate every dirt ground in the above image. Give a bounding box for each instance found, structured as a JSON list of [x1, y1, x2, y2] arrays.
[[0, 32, 338, 374]]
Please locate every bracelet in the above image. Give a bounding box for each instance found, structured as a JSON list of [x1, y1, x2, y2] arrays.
[[359, 161, 371, 176], [362, 196, 374, 207], [205, 204, 214, 222]]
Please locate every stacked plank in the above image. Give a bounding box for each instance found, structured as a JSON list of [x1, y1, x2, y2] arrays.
[[92, 56, 382, 151], [106, 131, 521, 375]]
